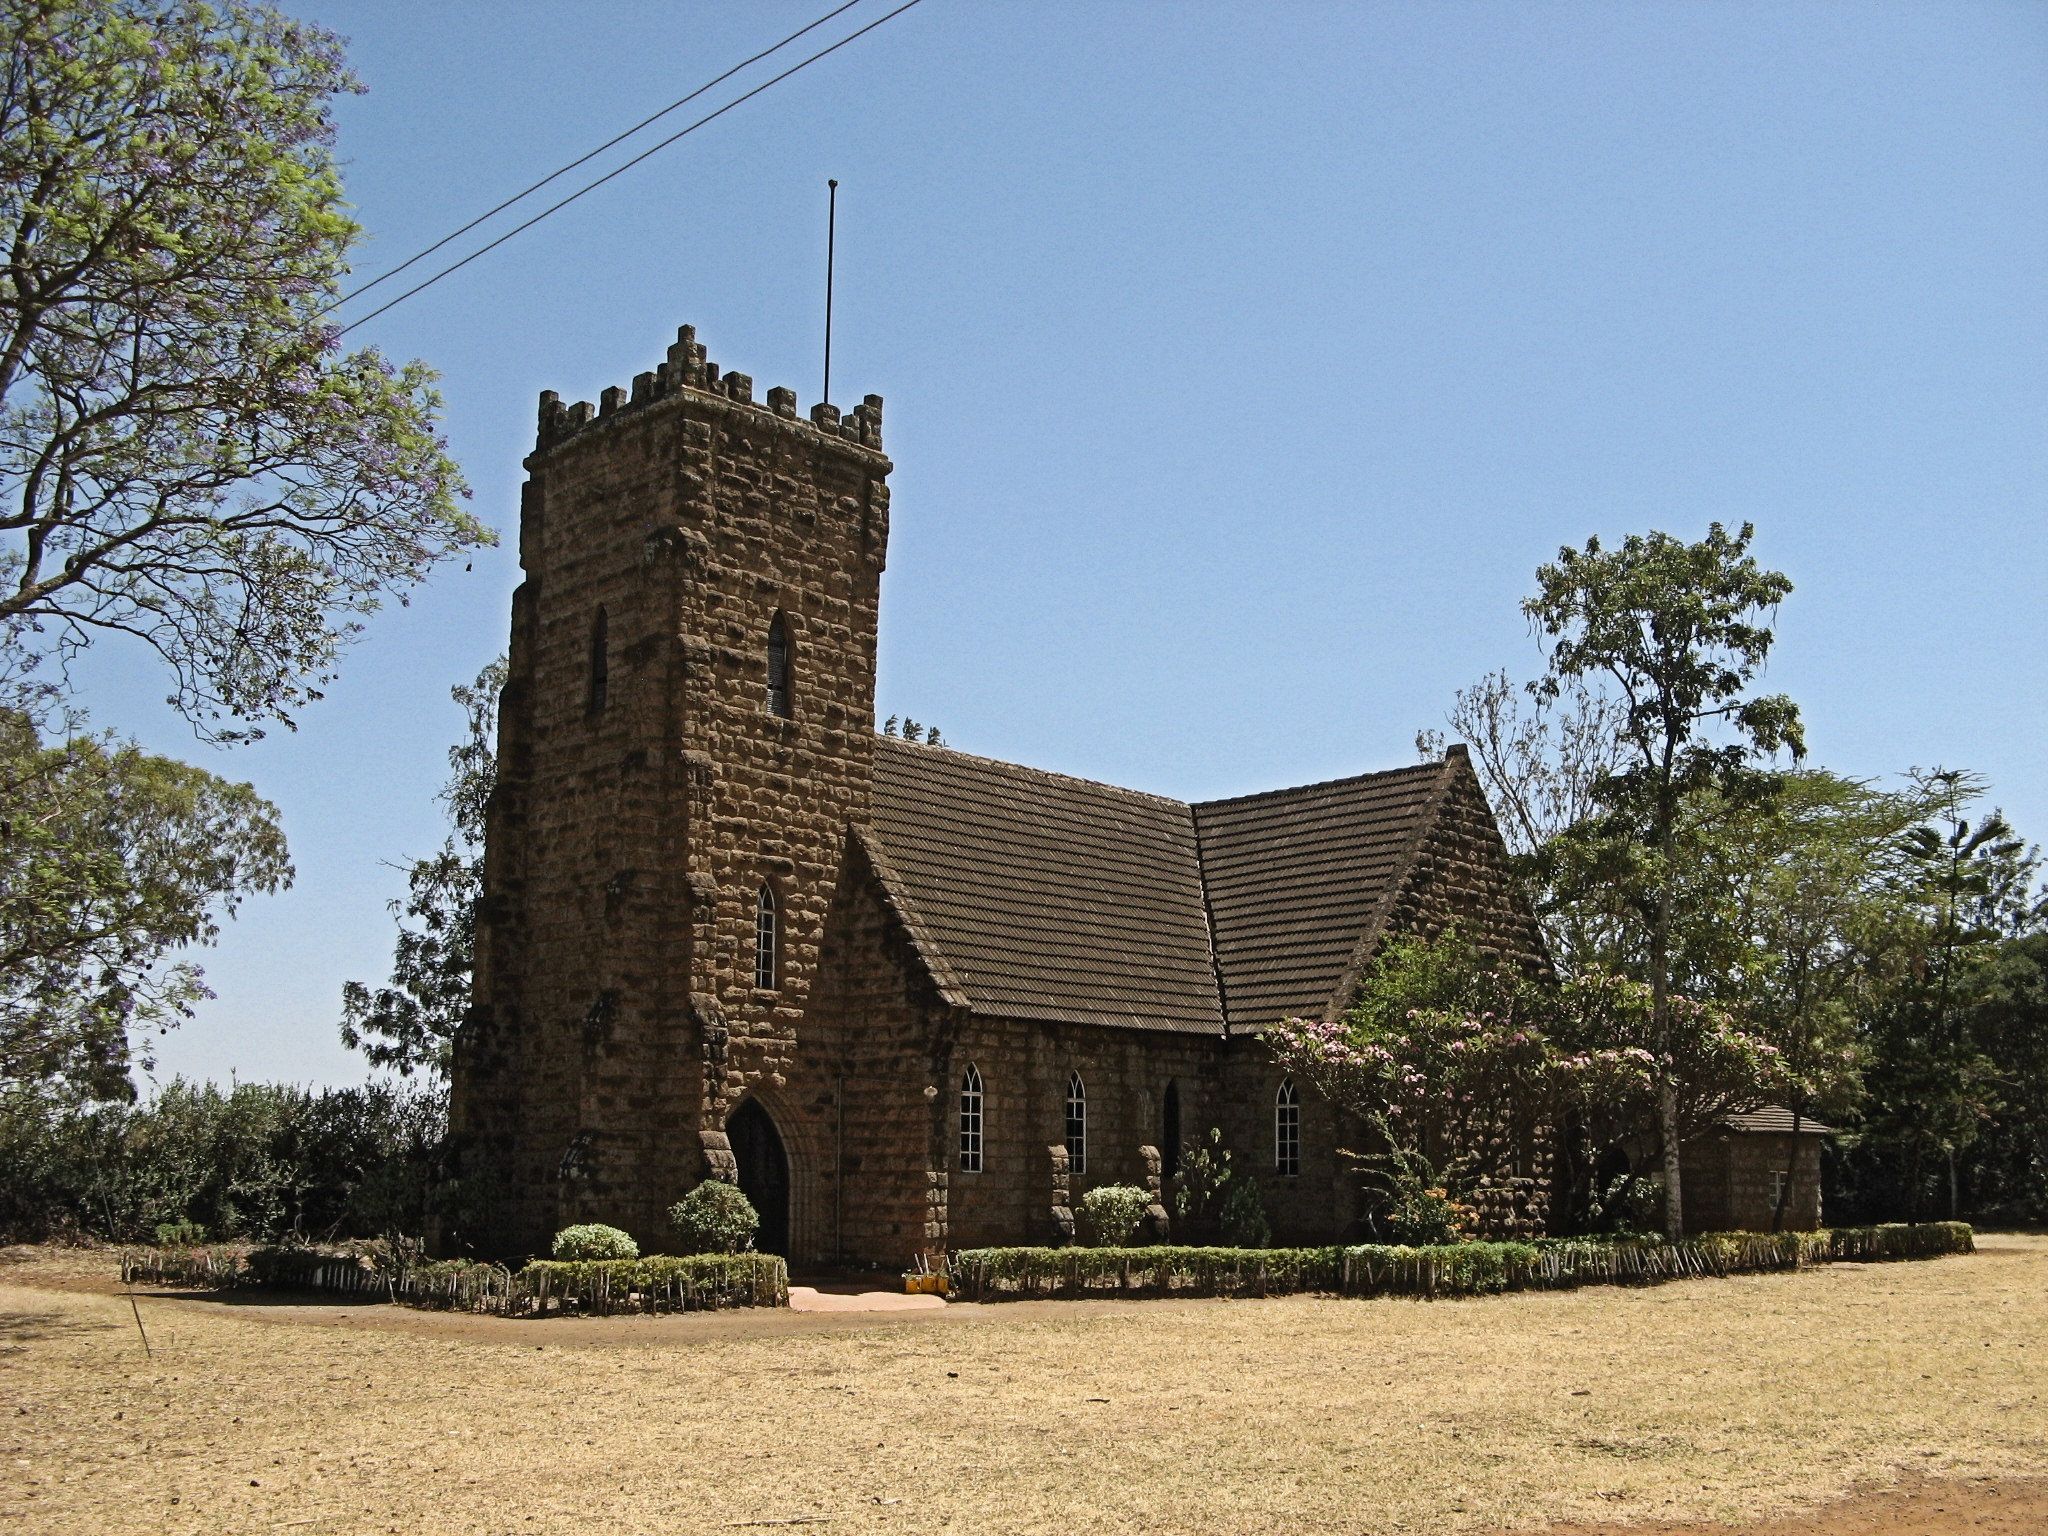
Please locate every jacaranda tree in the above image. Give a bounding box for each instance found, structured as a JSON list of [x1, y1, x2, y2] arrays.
[[0, 0, 488, 739]]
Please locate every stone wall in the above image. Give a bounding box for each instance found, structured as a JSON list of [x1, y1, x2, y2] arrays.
[[450, 324, 1560, 1267], [1681, 1131, 1824, 1233], [1369, 749, 1552, 976], [451, 325, 892, 1259], [940, 1016, 1227, 1253]]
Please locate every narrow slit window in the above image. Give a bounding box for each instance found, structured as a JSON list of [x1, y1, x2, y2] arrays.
[[959, 1063, 984, 1173], [754, 885, 778, 991], [1065, 1071, 1086, 1178], [1161, 1080, 1181, 1181], [587, 607, 609, 714], [766, 614, 792, 718], [1275, 1078, 1301, 1177]]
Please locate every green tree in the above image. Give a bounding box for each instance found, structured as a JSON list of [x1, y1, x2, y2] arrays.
[[1960, 930, 2048, 1221], [340, 656, 503, 1078], [1264, 933, 1797, 1237], [1856, 772, 2038, 1220], [0, 0, 488, 740], [1526, 521, 1804, 1236], [0, 707, 290, 1098]]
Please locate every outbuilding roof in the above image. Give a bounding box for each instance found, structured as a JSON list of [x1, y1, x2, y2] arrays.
[[867, 737, 1469, 1036], [1719, 1106, 1833, 1136]]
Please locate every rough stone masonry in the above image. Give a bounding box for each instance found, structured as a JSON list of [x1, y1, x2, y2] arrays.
[[449, 322, 1805, 1266]]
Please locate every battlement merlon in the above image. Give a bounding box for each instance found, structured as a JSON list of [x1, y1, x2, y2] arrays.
[[529, 323, 887, 461]]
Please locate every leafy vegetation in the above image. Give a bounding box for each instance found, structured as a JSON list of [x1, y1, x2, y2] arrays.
[[949, 1223, 1973, 1302], [1076, 1184, 1151, 1247], [0, 0, 488, 742], [667, 1180, 759, 1254], [0, 1075, 445, 1242], [1399, 522, 2047, 1233], [341, 658, 505, 1077], [0, 713, 291, 1097], [551, 1223, 638, 1262]]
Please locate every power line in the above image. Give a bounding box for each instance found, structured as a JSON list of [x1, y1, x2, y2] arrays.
[[329, 0, 869, 312], [337, 0, 927, 337]]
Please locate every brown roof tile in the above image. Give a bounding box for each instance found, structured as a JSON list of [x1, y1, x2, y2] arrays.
[[1194, 762, 1451, 1033], [869, 738, 1456, 1038], [1720, 1105, 1833, 1136], [870, 738, 1224, 1034]]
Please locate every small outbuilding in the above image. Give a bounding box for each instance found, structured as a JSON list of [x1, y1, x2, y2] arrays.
[[1682, 1107, 1832, 1233]]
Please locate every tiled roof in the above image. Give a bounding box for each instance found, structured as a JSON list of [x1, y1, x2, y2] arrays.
[[868, 737, 1454, 1036], [1194, 762, 1450, 1034], [869, 738, 1224, 1034], [1720, 1106, 1833, 1136]]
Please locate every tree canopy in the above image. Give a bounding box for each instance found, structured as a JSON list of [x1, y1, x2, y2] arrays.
[[0, 0, 488, 738], [340, 656, 503, 1079], [1525, 521, 1803, 1235], [0, 706, 289, 1098]]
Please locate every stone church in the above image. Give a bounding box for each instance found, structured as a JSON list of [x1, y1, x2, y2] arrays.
[[447, 323, 1801, 1267]]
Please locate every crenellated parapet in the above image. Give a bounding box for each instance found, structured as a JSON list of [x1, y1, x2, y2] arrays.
[[533, 323, 884, 456]]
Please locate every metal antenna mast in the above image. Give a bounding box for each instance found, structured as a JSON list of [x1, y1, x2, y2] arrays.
[[824, 178, 839, 406]]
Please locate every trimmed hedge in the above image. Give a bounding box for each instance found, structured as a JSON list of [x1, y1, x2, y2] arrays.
[[519, 1255, 787, 1314], [121, 1244, 789, 1315], [948, 1222, 1974, 1302]]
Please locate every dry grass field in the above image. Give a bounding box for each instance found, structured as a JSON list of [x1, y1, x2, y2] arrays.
[[2, 1236, 2044, 1535]]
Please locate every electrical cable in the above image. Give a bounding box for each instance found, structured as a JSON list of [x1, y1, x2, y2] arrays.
[[336, 0, 927, 337], [329, 0, 870, 311]]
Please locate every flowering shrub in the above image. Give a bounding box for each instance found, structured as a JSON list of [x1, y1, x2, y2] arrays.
[[1382, 1180, 1473, 1246], [1265, 931, 1801, 1237]]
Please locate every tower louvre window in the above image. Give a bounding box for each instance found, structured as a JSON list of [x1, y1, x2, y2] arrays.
[[1065, 1071, 1086, 1177], [766, 614, 792, 718], [587, 607, 609, 714], [754, 885, 779, 991], [1275, 1078, 1301, 1177], [959, 1063, 984, 1173]]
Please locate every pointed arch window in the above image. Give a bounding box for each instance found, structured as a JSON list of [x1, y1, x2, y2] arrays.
[[766, 613, 793, 718], [1161, 1080, 1182, 1181], [754, 885, 779, 991], [587, 607, 609, 714], [1064, 1071, 1087, 1177], [1275, 1078, 1301, 1177], [959, 1063, 984, 1173]]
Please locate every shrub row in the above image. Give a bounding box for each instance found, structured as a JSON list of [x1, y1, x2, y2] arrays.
[[122, 1244, 789, 1315], [520, 1255, 788, 1314], [948, 1222, 1974, 1302]]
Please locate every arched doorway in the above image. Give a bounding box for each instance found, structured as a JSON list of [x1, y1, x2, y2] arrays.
[[727, 1099, 790, 1258]]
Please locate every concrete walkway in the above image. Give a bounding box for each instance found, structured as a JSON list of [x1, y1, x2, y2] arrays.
[[787, 1283, 947, 1313]]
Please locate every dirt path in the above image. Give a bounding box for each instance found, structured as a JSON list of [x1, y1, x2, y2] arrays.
[[1522, 1474, 2048, 1535], [4, 1239, 2043, 1534]]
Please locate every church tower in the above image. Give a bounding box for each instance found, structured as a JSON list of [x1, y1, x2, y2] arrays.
[[451, 324, 892, 1258]]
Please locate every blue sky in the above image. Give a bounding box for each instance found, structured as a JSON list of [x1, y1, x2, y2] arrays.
[[95, 1, 2045, 1090]]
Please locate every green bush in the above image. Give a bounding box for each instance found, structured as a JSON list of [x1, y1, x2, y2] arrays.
[[1220, 1177, 1270, 1248], [1076, 1185, 1151, 1247], [153, 1219, 208, 1246], [520, 1254, 788, 1313], [949, 1222, 1975, 1302], [551, 1223, 638, 1261], [1380, 1181, 1471, 1246], [950, 1244, 1343, 1299], [0, 1077, 446, 1244], [668, 1180, 759, 1254]]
